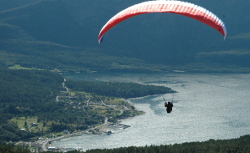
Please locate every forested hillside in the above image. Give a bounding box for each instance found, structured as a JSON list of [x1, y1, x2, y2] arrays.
[[0, 67, 64, 143], [0, 68, 104, 143], [0, 67, 63, 105], [0, 68, 108, 143], [0, 0, 250, 72]]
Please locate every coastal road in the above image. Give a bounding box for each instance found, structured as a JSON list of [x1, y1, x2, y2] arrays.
[[41, 139, 49, 151]]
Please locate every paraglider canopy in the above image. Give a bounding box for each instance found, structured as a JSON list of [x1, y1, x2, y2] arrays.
[[98, 0, 227, 43]]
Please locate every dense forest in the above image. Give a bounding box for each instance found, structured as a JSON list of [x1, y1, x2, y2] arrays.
[[0, 144, 30, 153], [66, 80, 176, 98], [1, 135, 249, 153], [0, 67, 63, 106]]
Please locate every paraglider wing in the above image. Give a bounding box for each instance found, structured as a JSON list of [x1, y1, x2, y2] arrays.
[[98, 1, 227, 43]]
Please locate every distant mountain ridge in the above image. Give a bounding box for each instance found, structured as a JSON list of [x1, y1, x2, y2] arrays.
[[0, 0, 250, 72]]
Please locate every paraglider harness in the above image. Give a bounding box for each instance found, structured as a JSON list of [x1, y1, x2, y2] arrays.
[[164, 101, 173, 113]]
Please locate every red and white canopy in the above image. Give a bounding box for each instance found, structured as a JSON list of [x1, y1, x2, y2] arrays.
[[98, 0, 227, 43]]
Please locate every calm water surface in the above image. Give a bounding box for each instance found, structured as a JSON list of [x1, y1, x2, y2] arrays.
[[53, 73, 250, 151]]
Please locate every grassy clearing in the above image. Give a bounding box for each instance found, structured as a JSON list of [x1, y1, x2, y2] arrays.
[[10, 117, 26, 128], [11, 116, 38, 128], [10, 116, 50, 133], [104, 98, 123, 105]]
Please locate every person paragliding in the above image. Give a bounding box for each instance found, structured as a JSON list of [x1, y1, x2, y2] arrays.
[[163, 97, 174, 113], [164, 101, 173, 113]]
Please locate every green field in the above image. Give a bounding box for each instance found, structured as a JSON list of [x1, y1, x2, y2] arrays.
[[10, 116, 50, 133]]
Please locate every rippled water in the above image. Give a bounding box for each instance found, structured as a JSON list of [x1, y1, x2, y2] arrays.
[[53, 73, 250, 151]]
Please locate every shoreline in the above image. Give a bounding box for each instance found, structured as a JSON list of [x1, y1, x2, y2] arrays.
[[44, 117, 133, 151]]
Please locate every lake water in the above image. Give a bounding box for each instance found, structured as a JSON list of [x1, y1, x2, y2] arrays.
[[53, 73, 250, 151]]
